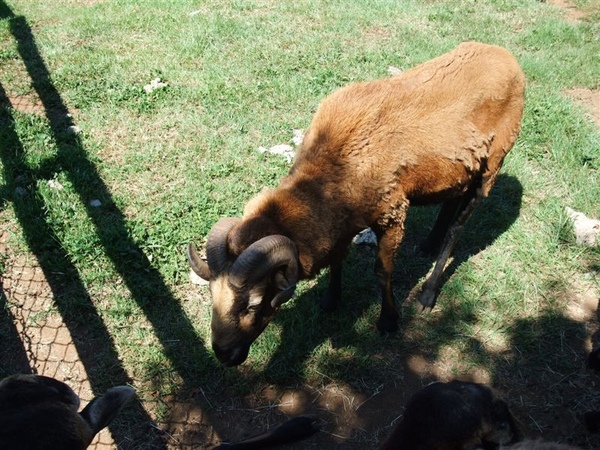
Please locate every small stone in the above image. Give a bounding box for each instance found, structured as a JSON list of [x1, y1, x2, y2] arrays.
[[353, 228, 378, 246], [144, 77, 168, 93], [66, 125, 81, 134], [566, 207, 600, 247], [258, 144, 295, 164], [292, 129, 305, 147], [47, 179, 64, 190], [89, 199, 102, 207], [388, 66, 403, 76]]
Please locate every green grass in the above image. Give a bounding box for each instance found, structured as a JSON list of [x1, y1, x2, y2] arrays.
[[1, 0, 599, 448]]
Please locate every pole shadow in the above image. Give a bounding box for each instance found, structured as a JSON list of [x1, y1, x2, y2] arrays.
[[0, 284, 31, 377], [0, 3, 224, 447], [0, 78, 166, 449]]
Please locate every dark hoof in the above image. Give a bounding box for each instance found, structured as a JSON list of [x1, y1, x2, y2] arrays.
[[419, 287, 438, 310], [377, 312, 399, 334], [420, 304, 433, 314], [319, 290, 339, 313]]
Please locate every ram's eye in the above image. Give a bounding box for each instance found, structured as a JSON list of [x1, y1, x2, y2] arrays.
[[246, 304, 260, 314], [247, 292, 262, 312]]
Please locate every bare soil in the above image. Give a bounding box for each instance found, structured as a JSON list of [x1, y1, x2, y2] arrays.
[[566, 88, 600, 128], [547, 0, 589, 23]]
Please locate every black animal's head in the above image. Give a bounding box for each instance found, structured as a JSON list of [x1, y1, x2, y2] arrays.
[[188, 218, 299, 366], [0, 374, 135, 450]]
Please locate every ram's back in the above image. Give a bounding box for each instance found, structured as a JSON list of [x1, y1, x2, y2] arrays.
[[292, 42, 525, 219]]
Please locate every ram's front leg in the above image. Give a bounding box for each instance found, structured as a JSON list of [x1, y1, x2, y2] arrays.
[[374, 205, 408, 333], [320, 238, 355, 313], [320, 260, 342, 313]]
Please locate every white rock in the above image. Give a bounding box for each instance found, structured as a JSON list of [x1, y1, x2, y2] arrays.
[[190, 269, 209, 285], [66, 125, 81, 134], [353, 228, 378, 246], [292, 129, 305, 147], [258, 144, 295, 163], [566, 207, 600, 247], [89, 199, 102, 207], [388, 66, 403, 76], [144, 77, 168, 93], [47, 179, 64, 190]]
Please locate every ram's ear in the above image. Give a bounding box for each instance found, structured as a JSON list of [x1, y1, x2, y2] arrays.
[[270, 270, 297, 309], [79, 386, 136, 435]]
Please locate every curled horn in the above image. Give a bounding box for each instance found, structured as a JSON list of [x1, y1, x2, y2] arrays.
[[187, 217, 240, 279], [230, 235, 299, 307], [187, 243, 211, 280]]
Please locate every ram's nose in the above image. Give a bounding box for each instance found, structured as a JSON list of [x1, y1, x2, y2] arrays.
[[212, 342, 250, 367]]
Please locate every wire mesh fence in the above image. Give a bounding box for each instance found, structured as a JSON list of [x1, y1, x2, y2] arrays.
[[1, 240, 116, 449]]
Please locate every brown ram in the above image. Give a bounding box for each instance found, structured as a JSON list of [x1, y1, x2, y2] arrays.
[[0, 374, 135, 450], [188, 41, 526, 366]]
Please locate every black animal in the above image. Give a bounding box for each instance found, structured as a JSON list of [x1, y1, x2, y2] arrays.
[[380, 380, 521, 449], [0, 374, 135, 450], [585, 348, 600, 434]]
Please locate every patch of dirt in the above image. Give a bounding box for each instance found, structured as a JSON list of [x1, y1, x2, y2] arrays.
[[63, 0, 105, 6], [566, 88, 600, 128], [564, 278, 600, 325], [0, 91, 79, 125], [547, 0, 589, 23], [3, 93, 45, 116], [1, 231, 115, 449]]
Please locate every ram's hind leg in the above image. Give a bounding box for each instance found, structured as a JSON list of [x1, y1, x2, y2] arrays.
[[419, 187, 483, 310], [420, 196, 472, 255]]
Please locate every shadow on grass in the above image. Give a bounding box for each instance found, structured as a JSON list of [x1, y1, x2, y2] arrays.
[[262, 277, 597, 448], [220, 273, 598, 449], [0, 3, 225, 448], [362, 309, 597, 449], [262, 174, 523, 384]]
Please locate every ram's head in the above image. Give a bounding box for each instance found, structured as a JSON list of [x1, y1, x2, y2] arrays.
[[188, 218, 299, 366]]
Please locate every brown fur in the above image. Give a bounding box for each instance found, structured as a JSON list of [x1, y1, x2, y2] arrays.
[[197, 42, 526, 366], [242, 41, 524, 273]]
